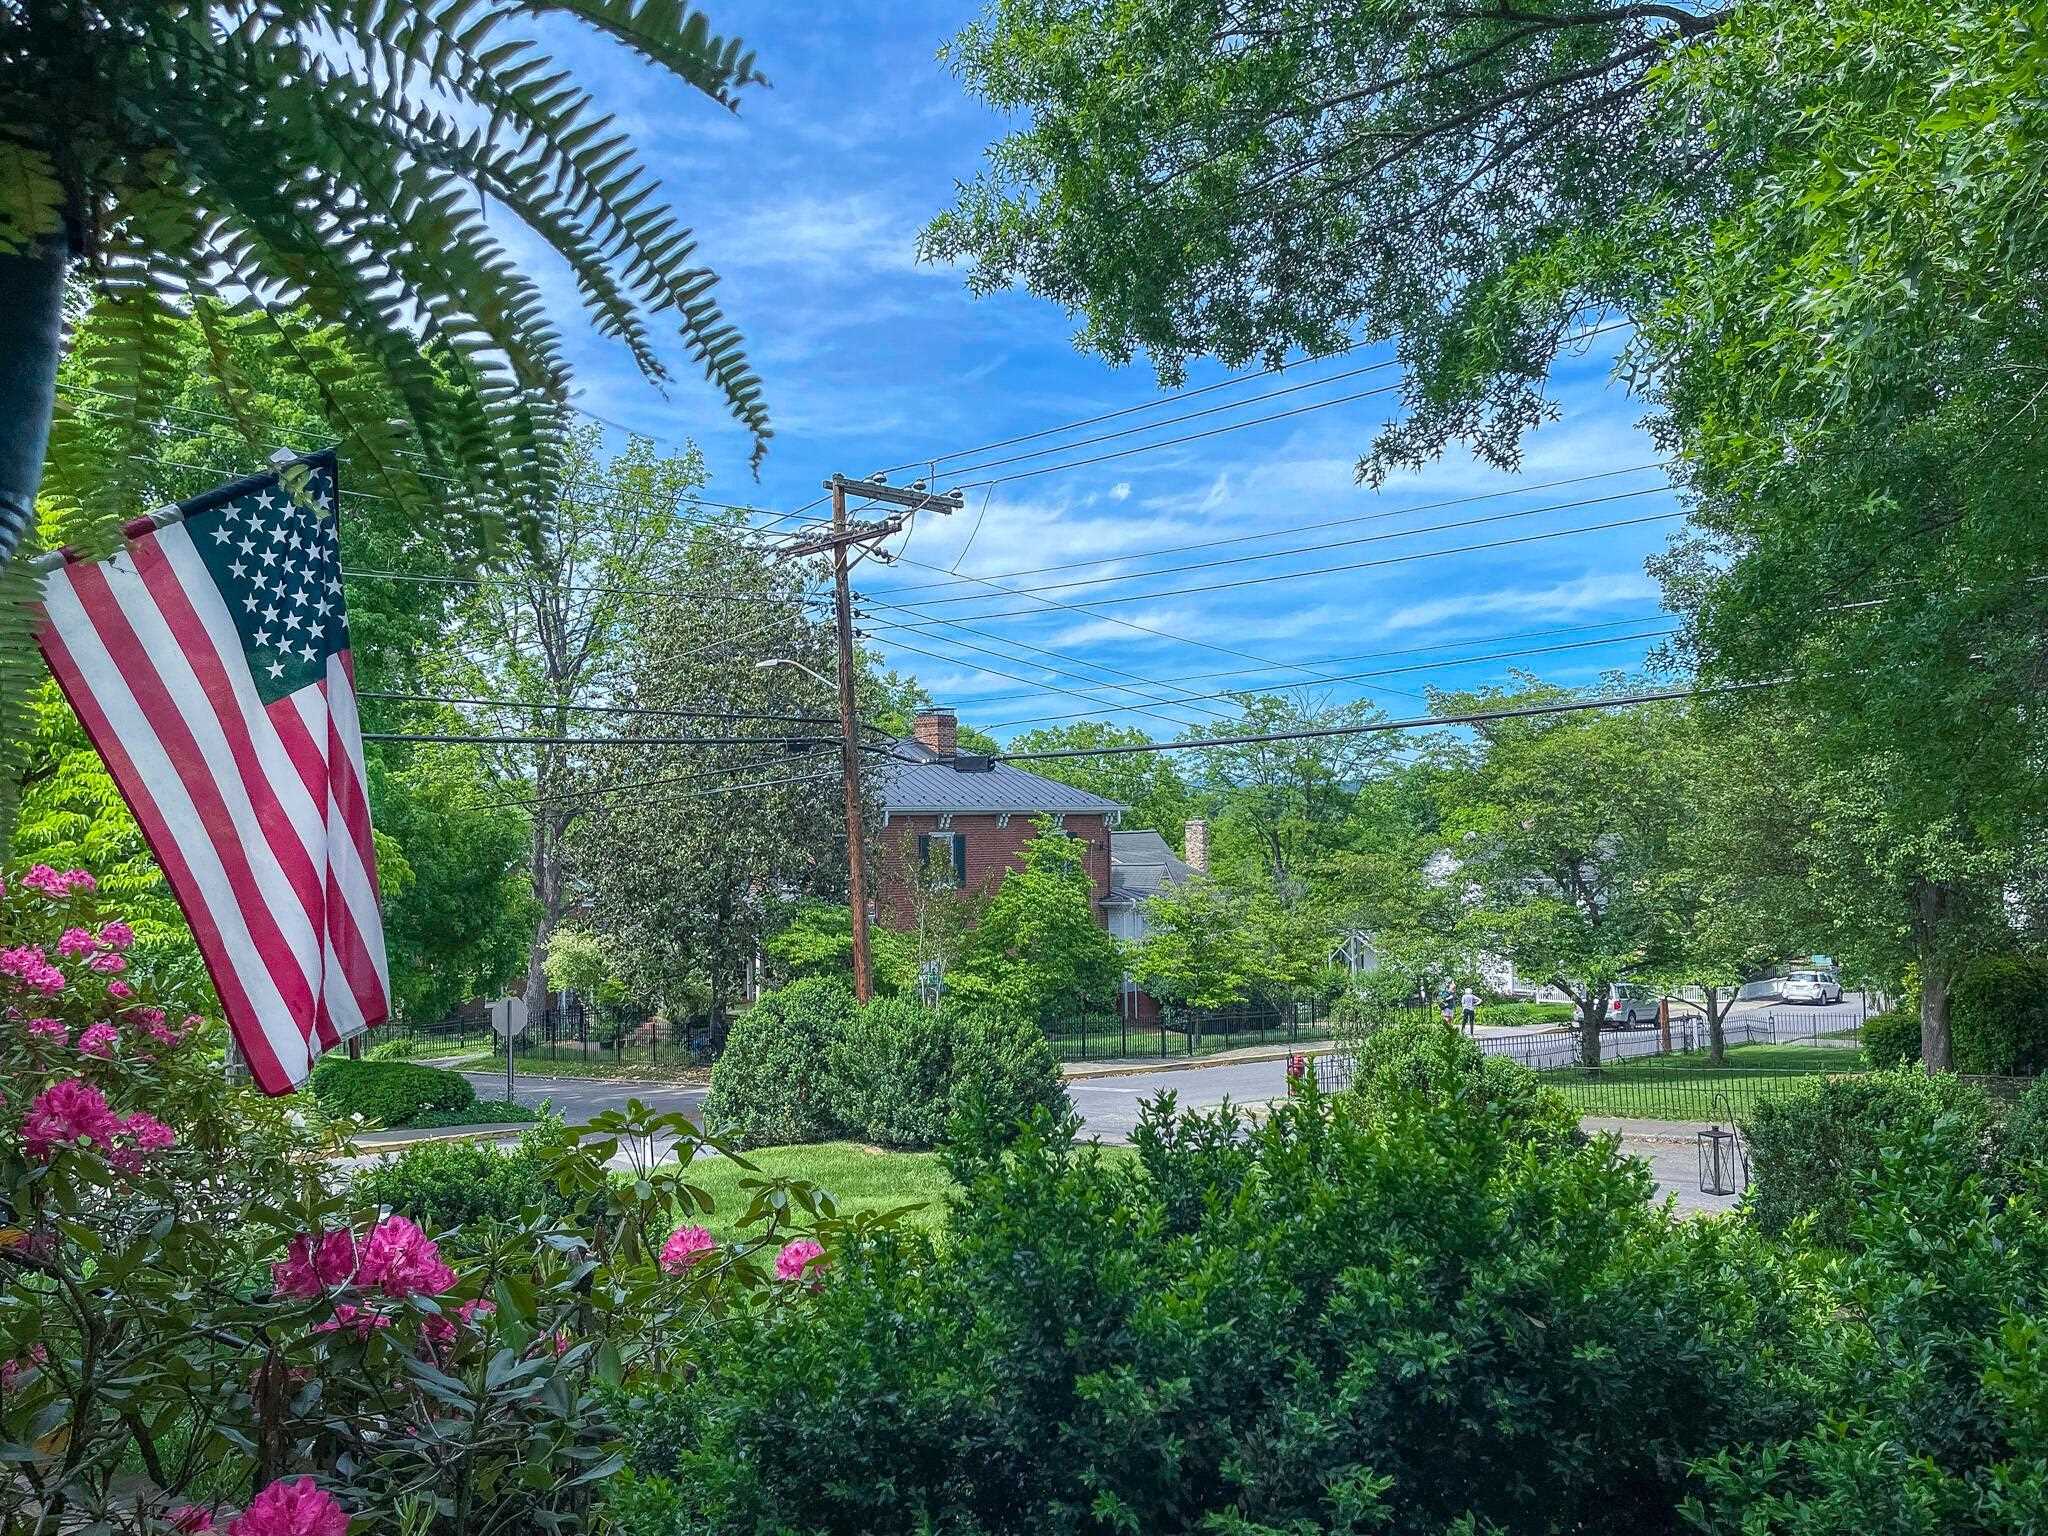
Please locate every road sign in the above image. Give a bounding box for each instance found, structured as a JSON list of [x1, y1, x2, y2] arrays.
[[489, 996, 529, 1038]]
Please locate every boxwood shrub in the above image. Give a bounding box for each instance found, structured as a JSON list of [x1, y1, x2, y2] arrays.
[[1951, 953, 2048, 1076], [1741, 1068, 1996, 1248], [703, 978, 857, 1148], [308, 1057, 475, 1126], [352, 1122, 584, 1245], [1860, 1006, 1921, 1069]]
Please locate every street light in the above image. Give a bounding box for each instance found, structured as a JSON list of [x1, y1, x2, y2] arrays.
[[754, 656, 873, 1002]]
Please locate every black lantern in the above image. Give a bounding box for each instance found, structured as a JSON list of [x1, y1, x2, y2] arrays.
[[1697, 1124, 1745, 1197]]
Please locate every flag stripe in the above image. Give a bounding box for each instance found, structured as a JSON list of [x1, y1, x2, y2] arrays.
[[63, 560, 323, 1041], [39, 579, 305, 1093], [36, 451, 391, 1093], [148, 531, 389, 1039]]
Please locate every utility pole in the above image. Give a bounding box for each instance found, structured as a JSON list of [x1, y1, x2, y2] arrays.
[[778, 473, 963, 1002]]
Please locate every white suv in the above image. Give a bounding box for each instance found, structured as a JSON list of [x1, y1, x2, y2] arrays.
[[1780, 970, 1843, 1005], [1603, 983, 1661, 1030]]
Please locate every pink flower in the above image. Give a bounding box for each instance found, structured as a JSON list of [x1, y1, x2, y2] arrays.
[[106, 980, 133, 999], [659, 1224, 716, 1274], [551, 1330, 573, 1357], [0, 945, 66, 994], [135, 1006, 166, 1025], [21, 1079, 120, 1160], [26, 1017, 67, 1046], [88, 951, 125, 974], [311, 1304, 392, 1339], [774, 1238, 825, 1283], [98, 922, 135, 951], [56, 927, 96, 959], [77, 1022, 120, 1057], [0, 1345, 47, 1393], [356, 1215, 456, 1299], [124, 1111, 177, 1153], [168, 1507, 216, 1534], [225, 1477, 347, 1536], [419, 1313, 456, 1348], [271, 1229, 357, 1299], [456, 1297, 496, 1327]]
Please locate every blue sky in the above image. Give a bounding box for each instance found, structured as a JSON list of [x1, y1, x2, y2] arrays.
[[527, 3, 1681, 745]]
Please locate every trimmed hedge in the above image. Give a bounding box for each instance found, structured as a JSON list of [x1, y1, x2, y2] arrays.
[[352, 1122, 587, 1245], [309, 1057, 475, 1127], [1741, 1069, 1997, 1248], [703, 978, 857, 1148], [1475, 1000, 1577, 1029], [1951, 954, 2048, 1076], [707, 982, 1068, 1150], [1860, 1007, 1921, 1069]]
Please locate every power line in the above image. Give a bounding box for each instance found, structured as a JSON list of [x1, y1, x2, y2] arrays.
[[979, 625, 1679, 730], [992, 681, 1781, 763], [875, 462, 1669, 597], [871, 483, 1673, 615], [871, 511, 1686, 626], [358, 689, 841, 725], [474, 762, 842, 815], [364, 731, 843, 748], [866, 341, 1370, 478], [927, 611, 1676, 711], [935, 358, 1400, 480], [342, 565, 830, 606]]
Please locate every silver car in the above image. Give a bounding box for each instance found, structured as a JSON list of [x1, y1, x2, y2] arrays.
[[1779, 970, 1843, 1005]]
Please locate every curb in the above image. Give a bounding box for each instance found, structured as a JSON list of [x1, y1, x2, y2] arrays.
[[349, 1122, 536, 1154], [1063, 1046, 1327, 1082], [451, 1067, 711, 1090]]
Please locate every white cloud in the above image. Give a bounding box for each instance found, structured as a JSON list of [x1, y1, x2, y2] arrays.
[[1375, 570, 1663, 635], [1109, 482, 1131, 501]]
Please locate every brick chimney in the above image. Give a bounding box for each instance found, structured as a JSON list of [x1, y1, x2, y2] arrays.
[[1183, 818, 1208, 873], [913, 707, 957, 760]]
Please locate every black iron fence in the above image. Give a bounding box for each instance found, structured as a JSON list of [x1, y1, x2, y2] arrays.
[[1047, 999, 1327, 1063], [384, 1000, 721, 1073]]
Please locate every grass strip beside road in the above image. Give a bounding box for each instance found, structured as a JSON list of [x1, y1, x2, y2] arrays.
[[445, 1052, 711, 1084], [1542, 1043, 1858, 1120]]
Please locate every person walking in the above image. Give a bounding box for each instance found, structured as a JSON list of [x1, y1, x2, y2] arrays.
[[1460, 986, 1479, 1034]]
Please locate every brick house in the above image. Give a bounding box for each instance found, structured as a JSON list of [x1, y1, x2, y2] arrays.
[[873, 709, 1208, 1021], [872, 709, 1123, 928]]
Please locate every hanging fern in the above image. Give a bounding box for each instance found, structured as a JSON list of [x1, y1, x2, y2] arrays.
[[0, 0, 774, 834]]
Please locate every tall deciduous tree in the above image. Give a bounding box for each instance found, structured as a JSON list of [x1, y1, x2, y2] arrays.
[[573, 524, 848, 1025], [1431, 685, 1681, 1067], [1004, 721, 1193, 844], [1179, 693, 1390, 887], [447, 424, 713, 1025]]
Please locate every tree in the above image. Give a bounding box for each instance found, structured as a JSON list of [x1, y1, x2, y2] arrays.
[[894, 831, 981, 1006], [573, 525, 849, 1025], [1128, 876, 1257, 1011], [763, 903, 915, 998], [1179, 693, 1391, 887], [1004, 721, 1193, 843], [928, 0, 2048, 1069], [1, 1, 774, 835], [949, 817, 1121, 1025], [1431, 684, 1682, 1067], [446, 424, 714, 1026]]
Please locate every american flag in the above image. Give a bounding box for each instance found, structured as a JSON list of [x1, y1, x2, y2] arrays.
[[36, 450, 390, 1094]]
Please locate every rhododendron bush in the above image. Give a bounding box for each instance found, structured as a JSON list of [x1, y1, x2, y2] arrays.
[[0, 867, 867, 1532]]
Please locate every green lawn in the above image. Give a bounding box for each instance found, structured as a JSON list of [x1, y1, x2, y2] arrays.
[[443, 1050, 709, 1083], [680, 1141, 960, 1238], [1546, 1043, 1860, 1120]]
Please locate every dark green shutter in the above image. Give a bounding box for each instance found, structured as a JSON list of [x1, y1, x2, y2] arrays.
[[952, 833, 967, 887]]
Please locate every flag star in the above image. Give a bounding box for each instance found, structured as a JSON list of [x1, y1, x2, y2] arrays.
[[221, 502, 240, 524], [253, 629, 272, 647], [268, 520, 288, 541], [236, 536, 256, 557], [251, 572, 268, 593], [256, 491, 275, 510], [313, 597, 332, 619], [283, 612, 302, 632], [287, 531, 302, 552], [326, 577, 342, 595], [259, 548, 278, 567], [228, 560, 247, 580], [210, 524, 233, 545], [262, 604, 280, 624], [266, 657, 286, 680], [290, 586, 308, 607], [243, 593, 260, 613], [299, 643, 318, 663]]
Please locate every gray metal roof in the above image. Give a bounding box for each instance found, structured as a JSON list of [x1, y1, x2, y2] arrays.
[[876, 740, 1127, 816], [1105, 827, 1196, 906]]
